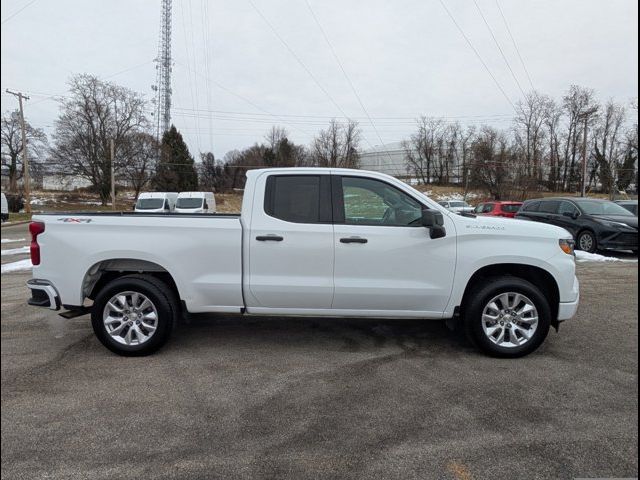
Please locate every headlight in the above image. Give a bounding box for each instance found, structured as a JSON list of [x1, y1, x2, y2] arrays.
[[559, 238, 575, 256], [595, 219, 632, 229]]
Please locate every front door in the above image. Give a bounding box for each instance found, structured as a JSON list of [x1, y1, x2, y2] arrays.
[[247, 173, 335, 309], [332, 175, 456, 316]]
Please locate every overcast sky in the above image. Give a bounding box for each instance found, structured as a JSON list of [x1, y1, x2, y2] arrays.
[[1, 0, 638, 159]]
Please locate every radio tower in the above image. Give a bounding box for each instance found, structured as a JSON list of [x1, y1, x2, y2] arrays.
[[154, 0, 172, 143]]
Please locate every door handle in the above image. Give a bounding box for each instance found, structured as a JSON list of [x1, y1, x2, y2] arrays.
[[340, 237, 368, 244], [256, 235, 284, 242]]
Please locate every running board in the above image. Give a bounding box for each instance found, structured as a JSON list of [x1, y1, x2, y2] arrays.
[[59, 307, 91, 319]]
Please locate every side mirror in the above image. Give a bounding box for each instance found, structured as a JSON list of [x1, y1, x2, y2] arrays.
[[562, 211, 578, 219], [422, 208, 446, 239]]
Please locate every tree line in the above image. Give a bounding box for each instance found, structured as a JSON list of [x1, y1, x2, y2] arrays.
[[403, 86, 638, 199], [1, 75, 637, 204]]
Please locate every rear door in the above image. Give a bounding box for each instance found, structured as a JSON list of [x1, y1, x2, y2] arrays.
[[246, 173, 335, 309], [332, 175, 456, 315]]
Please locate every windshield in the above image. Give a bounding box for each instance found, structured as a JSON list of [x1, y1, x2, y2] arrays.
[[575, 200, 634, 216], [176, 198, 203, 209], [136, 198, 164, 210]]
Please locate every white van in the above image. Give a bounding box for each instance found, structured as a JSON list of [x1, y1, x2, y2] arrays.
[[1, 193, 8, 222], [175, 192, 216, 214], [134, 192, 178, 213]]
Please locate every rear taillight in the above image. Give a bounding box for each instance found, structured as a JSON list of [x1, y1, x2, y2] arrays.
[[29, 221, 45, 265]]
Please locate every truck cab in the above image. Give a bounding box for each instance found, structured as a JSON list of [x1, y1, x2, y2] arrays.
[[134, 192, 178, 213], [175, 192, 216, 214]]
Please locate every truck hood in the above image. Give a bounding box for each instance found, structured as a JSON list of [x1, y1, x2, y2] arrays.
[[452, 212, 571, 239]]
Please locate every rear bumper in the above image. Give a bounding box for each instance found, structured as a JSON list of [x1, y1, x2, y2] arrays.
[[26, 279, 60, 310]]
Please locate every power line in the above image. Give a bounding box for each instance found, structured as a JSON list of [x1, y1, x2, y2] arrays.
[[173, 60, 315, 138], [472, 0, 527, 98], [1, 0, 38, 25], [305, 0, 392, 160], [437, 0, 516, 112], [495, 0, 535, 91], [247, 0, 352, 121]]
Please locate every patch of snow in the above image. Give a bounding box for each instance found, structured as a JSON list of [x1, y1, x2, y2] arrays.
[[436, 192, 479, 201], [1, 246, 30, 256], [30, 198, 45, 205], [1, 238, 26, 244], [1, 258, 32, 273], [575, 250, 638, 263]]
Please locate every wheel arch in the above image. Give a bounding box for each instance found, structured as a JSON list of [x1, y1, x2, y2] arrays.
[[82, 258, 181, 307], [460, 263, 560, 326]]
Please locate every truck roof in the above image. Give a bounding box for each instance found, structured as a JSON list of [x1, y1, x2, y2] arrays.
[[177, 191, 212, 198], [138, 192, 177, 199]]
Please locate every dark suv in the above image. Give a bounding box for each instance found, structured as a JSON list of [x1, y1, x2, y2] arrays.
[[516, 197, 638, 254]]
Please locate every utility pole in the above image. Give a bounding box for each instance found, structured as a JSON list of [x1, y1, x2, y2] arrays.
[[5, 89, 31, 213], [580, 107, 598, 197], [110, 139, 116, 210]]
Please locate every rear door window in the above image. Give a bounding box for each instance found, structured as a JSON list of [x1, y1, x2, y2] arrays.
[[264, 175, 331, 224], [558, 201, 579, 216], [522, 201, 540, 212], [539, 201, 560, 214]]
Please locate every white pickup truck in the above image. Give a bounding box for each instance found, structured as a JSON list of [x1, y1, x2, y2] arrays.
[[26, 168, 579, 357]]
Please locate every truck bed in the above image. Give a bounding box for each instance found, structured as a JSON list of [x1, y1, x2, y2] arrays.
[[31, 212, 245, 313]]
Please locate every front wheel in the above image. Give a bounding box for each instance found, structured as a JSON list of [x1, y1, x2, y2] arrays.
[[464, 277, 551, 358], [577, 230, 597, 253], [91, 275, 176, 356]]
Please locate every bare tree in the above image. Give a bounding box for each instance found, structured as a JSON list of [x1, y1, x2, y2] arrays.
[[1, 110, 48, 192], [514, 91, 549, 188], [592, 101, 626, 196], [469, 127, 513, 200], [403, 117, 447, 184], [310, 119, 361, 168], [119, 132, 158, 198], [561, 85, 598, 191], [543, 98, 563, 190], [51, 74, 149, 204]]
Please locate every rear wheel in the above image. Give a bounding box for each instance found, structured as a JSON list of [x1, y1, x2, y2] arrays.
[[577, 230, 597, 253], [91, 275, 177, 356], [464, 277, 551, 358]]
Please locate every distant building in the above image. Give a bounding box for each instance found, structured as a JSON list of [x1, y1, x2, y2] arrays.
[[358, 142, 408, 177], [42, 174, 92, 191]]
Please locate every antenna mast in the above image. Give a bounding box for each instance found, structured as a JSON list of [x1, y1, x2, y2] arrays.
[[154, 0, 172, 143]]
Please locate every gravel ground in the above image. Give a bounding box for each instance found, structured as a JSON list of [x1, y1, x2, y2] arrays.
[[1, 222, 637, 480]]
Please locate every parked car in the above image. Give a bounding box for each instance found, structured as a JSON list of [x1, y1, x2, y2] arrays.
[[614, 199, 638, 216], [134, 192, 178, 213], [474, 201, 523, 218], [175, 192, 216, 214], [438, 200, 475, 214], [1, 193, 8, 222], [26, 168, 579, 358], [516, 197, 638, 254]]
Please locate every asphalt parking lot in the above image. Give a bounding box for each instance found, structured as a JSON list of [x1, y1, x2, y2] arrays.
[[1, 222, 638, 480]]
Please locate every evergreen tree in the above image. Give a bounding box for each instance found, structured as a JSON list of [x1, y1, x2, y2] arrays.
[[153, 125, 198, 191]]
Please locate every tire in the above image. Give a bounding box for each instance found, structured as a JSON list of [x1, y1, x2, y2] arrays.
[[463, 276, 551, 358], [91, 275, 178, 356], [577, 230, 597, 253]]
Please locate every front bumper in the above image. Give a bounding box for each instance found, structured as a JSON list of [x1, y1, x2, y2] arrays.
[[598, 231, 638, 251], [557, 275, 580, 321], [26, 279, 60, 310]]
